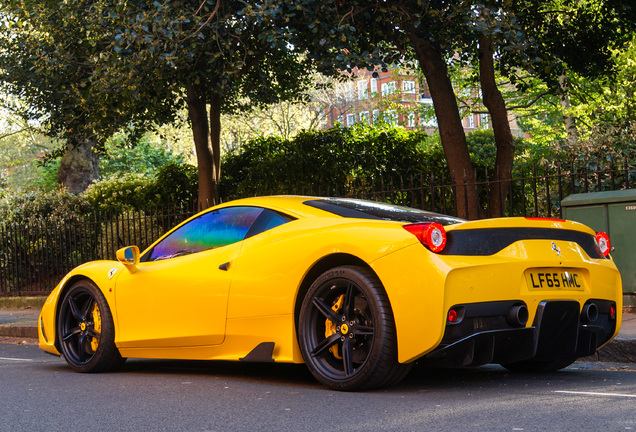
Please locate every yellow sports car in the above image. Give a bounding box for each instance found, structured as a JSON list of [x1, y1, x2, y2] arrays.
[[38, 196, 622, 390]]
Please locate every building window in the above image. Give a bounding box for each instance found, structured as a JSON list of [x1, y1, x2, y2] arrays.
[[357, 80, 368, 100], [370, 78, 378, 95], [337, 115, 344, 125], [407, 112, 416, 127], [372, 109, 380, 123], [468, 114, 475, 128], [360, 111, 370, 124], [480, 113, 489, 129], [381, 81, 396, 96], [346, 113, 356, 126], [344, 82, 355, 102], [403, 80, 416, 93], [386, 109, 398, 125]]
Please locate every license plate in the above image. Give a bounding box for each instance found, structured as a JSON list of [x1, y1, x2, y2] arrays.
[[526, 269, 585, 291]]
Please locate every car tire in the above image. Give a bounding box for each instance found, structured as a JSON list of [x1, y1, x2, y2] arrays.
[[57, 280, 125, 373], [298, 265, 407, 391]]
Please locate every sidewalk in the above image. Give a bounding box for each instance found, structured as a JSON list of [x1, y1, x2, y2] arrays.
[[2, 306, 636, 363]]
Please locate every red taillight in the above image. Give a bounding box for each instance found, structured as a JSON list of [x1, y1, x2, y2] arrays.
[[610, 304, 616, 320], [404, 222, 447, 253], [448, 309, 458, 323], [596, 232, 611, 257]]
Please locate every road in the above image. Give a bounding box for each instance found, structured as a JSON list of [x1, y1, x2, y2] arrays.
[[2, 337, 636, 432]]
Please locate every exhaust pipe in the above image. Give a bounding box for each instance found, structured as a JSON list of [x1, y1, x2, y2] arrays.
[[507, 304, 529, 327], [581, 303, 598, 324]]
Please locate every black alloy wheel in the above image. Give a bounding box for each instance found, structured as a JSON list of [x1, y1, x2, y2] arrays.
[[57, 280, 124, 373], [298, 266, 409, 391]]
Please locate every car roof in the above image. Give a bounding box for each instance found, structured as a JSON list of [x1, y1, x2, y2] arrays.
[[215, 195, 465, 225], [215, 195, 341, 218]]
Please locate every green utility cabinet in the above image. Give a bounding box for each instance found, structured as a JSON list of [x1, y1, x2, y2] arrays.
[[561, 189, 636, 307]]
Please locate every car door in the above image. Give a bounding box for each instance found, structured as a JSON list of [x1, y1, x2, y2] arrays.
[[114, 206, 264, 348]]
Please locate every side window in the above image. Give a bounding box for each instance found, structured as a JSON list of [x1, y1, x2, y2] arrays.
[[145, 207, 264, 261], [245, 209, 294, 239]]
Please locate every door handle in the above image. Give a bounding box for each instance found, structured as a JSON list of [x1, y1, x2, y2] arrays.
[[219, 262, 231, 271]]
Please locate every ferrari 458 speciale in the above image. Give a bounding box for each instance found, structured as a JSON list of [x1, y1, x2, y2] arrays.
[[39, 196, 622, 390]]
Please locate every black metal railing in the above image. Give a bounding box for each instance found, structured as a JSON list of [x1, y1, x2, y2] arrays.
[[0, 205, 196, 297], [344, 156, 636, 219], [2, 156, 634, 297]]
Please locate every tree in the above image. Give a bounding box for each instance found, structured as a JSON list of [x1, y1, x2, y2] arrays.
[[92, 0, 315, 207], [2, 1, 315, 204], [294, 0, 635, 218], [0, 0, 174, 193]]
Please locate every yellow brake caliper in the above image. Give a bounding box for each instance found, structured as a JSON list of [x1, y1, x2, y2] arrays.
[[325, 294, 344, 359], [91, 303, 101, 352]]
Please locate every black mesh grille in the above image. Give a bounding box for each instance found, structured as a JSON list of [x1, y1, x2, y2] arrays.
[[441, 227, 606, 259]]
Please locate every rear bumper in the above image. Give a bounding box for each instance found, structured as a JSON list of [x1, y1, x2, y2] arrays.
[[419, 299, 617, 367]]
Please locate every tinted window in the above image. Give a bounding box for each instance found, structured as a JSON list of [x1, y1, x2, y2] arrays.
[[145, 207, 263, 261], [303, 198, 464, 226], [245, 209, 294, 239]]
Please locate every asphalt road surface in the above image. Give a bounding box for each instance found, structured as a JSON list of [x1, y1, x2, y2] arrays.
[[2, 337, 636, 432]]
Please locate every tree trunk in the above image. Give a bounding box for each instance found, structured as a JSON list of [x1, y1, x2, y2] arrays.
[[558, 74, 579, 149], [409, 37, 480, 219], [479, 35, 515, 218], [187, 84, 217, 209], [57, 138, 99, 194], [209, 90, 222, 189]]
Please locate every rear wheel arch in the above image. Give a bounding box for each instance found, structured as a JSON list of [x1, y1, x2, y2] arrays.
[[296, 264, 410, 390], [294, 254, 379, 332]]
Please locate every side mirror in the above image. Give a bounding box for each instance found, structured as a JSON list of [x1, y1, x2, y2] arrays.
[[116, 246, 140, 273]]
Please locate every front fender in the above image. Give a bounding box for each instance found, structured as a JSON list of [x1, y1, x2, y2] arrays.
[[38, 260, 125, 355]]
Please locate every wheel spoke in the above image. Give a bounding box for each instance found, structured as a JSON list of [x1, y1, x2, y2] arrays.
[[310, 333, 341, 357], [86, 329, 100, 340], [76, 334, 87, 363], [67, 296, 84, 321], [312, 297, 341, 324], [62, 327, 81, 342], [343, 282, 356, 317], [82, 297, 95, 322], [354, 324, 374, 336], [342, 338, 354, 377]]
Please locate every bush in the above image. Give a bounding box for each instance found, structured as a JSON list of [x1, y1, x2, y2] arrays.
[[99, 135, 186, 178], [0, 188, 92, 224], [221, 123, 439, 198], [0, 189, 97, 294], [84, 162, 198, 212]]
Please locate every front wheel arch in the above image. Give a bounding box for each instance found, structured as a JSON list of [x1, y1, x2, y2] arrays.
[[56, 278, 124, 372], [54, 275, 97, 354]]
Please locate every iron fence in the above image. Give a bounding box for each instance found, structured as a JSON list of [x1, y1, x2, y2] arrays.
[[344, 156, 636, 219], [2, 156, 634, 297], [0, 205, 196, 297]]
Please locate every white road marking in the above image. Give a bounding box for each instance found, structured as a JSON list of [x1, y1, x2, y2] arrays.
[[0, 357, 32, 362], [555, 390, 636, 398]]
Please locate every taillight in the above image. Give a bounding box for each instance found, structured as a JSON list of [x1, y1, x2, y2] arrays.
[[595, 232, 611, 257], [447, 309, 458, 323], [404, 222, 447, 253]]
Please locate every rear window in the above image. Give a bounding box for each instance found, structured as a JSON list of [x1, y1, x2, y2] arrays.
[[303, 198, 464, 226]]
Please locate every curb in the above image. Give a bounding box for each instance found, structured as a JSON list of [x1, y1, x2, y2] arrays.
[[583, 339, 636, 364], [0, 297, 47, 309], [0, 323, 38, 339]]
